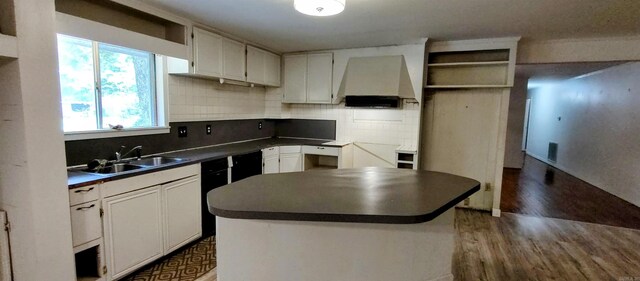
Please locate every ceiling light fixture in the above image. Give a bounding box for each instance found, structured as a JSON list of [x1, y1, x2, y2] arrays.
[[294, 0, 345, 17]]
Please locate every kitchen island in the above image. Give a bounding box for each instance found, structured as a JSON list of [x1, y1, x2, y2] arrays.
[[207, 167, 480, 281]]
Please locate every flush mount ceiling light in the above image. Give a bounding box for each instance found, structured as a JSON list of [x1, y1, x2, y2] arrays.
[[294, 0, 346, 16]]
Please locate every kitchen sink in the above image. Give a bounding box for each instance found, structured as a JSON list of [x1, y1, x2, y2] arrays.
[[88, 163, 144, 174], [129, 156, 185, 167]]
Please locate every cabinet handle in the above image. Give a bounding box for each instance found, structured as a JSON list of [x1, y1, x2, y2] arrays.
[[74, 187, 94, 193], [76, 204, 95, 211], [317, 147, 325, 150]]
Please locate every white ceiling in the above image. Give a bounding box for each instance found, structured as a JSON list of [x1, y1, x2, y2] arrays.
[[142, 0, 640, 53]]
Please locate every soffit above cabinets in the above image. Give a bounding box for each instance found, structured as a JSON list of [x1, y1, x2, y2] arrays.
[[140, 0, 640, 52]]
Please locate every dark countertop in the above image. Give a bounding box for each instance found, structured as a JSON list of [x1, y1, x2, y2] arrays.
[[207, 167, 480, 224], [68, 137, 345, 188]]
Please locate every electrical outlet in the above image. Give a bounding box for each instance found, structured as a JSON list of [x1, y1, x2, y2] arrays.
[[178, 126, 188, 138], [206, 124, 212, 135], [258, 121, 263, 130]]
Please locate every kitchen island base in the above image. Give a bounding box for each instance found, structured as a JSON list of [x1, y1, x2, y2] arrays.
[[216, 209, 454, 281]]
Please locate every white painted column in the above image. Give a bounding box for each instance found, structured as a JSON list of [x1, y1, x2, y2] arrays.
[[0, 0, 76, 280]]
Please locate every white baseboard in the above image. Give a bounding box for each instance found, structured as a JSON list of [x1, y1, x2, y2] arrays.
[[492, 208, 501, 217]]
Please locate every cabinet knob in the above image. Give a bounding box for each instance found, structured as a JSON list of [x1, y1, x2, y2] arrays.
[[317, 147, 325, 150], [74, 187, 94, 193]]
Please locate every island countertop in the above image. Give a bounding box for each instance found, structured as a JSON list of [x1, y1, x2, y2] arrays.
[[207, 167, 480, 224]]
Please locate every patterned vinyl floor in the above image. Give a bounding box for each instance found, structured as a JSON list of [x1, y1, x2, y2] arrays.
[[122, 236, 216, 281]]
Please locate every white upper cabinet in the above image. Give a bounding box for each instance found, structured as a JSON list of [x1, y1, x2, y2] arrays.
[[283, 52, 333, 104], [306, 53, 333, 103], [247, 46, 281, 87], [192, 27, 223, 77], [187, 26, 247, 82], [264, 51, 281, 87], [247, 46, 266, 84], [222, 37, 246, 81], [283, 54, 308, 103]]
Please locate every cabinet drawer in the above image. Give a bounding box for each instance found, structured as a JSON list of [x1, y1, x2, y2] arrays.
[[262, 146, 280, 157], [279, 145, 301, 154], [69, 185, 99, 206], [302, 146, 340, 157], [70, 201, 102, 247]]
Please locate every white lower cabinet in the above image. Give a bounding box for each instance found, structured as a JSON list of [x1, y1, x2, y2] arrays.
[[262, 146, 280, 174], [70, 201, 102, 248], [97, 164, 201, 280], [103, 186, 164, 280], [162, 175, 201, 253], [263, 154, 280, 174], [279, 146, 303, 173]]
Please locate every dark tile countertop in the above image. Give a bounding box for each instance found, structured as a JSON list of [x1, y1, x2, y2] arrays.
[[207, 167, 481, 224], [68, 137, 349, 189]]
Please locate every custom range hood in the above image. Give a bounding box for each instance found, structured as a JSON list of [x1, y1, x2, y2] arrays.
[[338, 55, 416, 108]]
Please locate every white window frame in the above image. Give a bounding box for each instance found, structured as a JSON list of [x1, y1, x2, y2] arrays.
[[60, 45, 171, 141], [55, 10, 188, 141]]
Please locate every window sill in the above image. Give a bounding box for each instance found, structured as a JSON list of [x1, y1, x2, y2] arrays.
[[64, 127, 171, 141]]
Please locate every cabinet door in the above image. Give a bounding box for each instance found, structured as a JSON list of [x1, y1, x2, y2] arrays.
[[222, 37, 246, 81], [265, 51, 281, 87], [263, 155, 280, 174], [163, 176, 201, 254], [306, 53, 333, 104], [193, 27, 223, 77], [103, 186, 163, 280], [246, 46, 266, 84], [280, 153, 302, 173], [283, 54, 307, 103]]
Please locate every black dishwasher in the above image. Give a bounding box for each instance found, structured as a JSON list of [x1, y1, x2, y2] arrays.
[[201, 158, 229, 237], [231, 151, 262, 182]]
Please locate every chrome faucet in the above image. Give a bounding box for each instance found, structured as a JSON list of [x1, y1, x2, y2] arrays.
[[115, 145, 143, 162]]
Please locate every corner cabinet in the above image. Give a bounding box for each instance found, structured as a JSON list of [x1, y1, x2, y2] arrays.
[[283, 53, 333, 104], [247, 45, 281, 87]]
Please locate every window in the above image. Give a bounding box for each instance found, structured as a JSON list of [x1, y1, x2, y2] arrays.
[[57, 34, 160, 133]]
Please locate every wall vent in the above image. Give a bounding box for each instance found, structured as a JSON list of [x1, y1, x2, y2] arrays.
[[548, 142, 558, 163]]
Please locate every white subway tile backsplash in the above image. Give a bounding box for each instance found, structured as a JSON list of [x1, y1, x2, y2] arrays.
[[169, 79, 420, 147]]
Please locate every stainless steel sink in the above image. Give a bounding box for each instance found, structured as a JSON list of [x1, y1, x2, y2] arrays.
[[88, 163, 144, 174], [129, 156, 185, 167]]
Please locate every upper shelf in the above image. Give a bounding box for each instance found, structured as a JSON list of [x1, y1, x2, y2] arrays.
[[0, 33, 18, 61], [427, 61, 509, 67]]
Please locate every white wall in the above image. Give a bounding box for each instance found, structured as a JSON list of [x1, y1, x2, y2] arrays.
[[527, 62, 640, 206], [0, 0, 76, 280], [168, 76, 266, 122], [503, 76, 527, 168], [266, 43, 425, 147], [518, 36, 640, 64]]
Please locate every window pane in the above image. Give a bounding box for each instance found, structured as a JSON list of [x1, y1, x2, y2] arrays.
[[98, 43, 155, 129], [57, 35, 97, 132]]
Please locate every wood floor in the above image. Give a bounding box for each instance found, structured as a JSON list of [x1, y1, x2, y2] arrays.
[[501, 156, 640, 229], [454, 209, 640, 281]]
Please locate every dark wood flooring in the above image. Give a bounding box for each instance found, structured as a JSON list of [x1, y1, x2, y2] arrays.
[[501, 155, 640, 229], [454, 209, 640, 281]]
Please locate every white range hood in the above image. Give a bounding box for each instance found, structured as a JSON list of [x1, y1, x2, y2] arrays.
[[338, 55, 416, 108]]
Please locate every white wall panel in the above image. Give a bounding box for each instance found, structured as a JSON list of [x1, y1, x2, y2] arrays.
[[527, 62, 640, 206]]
